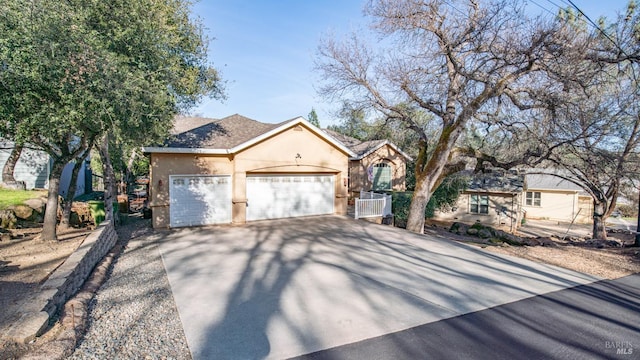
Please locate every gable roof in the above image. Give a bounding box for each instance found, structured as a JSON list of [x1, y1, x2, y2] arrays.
[[167, 114, 282, 149], [322, 129, 413, 161], [143, 114, 356, 157]]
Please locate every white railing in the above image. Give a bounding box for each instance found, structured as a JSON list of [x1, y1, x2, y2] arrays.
[[355, 191, 392, 219]]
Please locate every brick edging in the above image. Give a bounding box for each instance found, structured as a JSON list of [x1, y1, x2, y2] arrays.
[[4, 223, 118, 344]]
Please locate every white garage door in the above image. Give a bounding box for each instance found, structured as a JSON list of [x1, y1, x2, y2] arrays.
[[169, 175, 232, 227], [246, 175, 335, 221]]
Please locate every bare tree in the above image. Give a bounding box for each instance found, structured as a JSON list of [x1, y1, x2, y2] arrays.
[[316, 0, 571, 233]]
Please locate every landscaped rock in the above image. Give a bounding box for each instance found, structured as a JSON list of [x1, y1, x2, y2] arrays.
[[522, 237, 541, 246], [585, 239, 622, 248], [477, 228, 492, 239], [537, 237, 557, 247], [0, 210, 17, 229], [10, 204, 34, 221], [467, 228, 479, 236], [449, 222, 469, 235], [23, 197, 46, 212], [499, 232, 524, 245]]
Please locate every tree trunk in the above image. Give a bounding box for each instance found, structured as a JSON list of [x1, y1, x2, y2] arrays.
[[2, 144, 23, 185], [98, 135, 118, 226], [592, 201, 607, 240], [406, 174, 431, 233], [125, 148, 138, 193], [41, 160, 66, 241], [59, 158, 85, 230]]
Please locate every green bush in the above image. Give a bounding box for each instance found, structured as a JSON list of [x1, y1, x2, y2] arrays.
[[391, 191, 413, 227]]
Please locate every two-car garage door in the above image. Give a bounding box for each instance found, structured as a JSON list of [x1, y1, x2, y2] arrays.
[[169, 174, 335, 227], [246, 175, 335, 221]]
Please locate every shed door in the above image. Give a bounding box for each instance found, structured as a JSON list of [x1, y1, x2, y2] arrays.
[[169, 175, 231, 227], [246, 175, 334, 221]]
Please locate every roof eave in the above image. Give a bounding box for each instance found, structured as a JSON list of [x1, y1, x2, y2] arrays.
[[351, 141, 413, 161], [229, 117, 357, 157], [142, 146, 230, 155]]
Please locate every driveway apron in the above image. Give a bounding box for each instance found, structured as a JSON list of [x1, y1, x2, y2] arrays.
[[158, 216, 599, 360]]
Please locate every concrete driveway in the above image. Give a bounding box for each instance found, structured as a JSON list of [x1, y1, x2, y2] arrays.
[[158, 216, 599, 360]]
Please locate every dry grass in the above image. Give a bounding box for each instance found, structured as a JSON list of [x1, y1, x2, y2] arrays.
[[425, 219, 640, 279]]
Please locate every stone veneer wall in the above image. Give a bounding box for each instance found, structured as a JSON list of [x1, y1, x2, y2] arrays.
[[5, 222, 118, 343]]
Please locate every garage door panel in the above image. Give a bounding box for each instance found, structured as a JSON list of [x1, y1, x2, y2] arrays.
[[246, 175, 334, 221], [170, 175, 231, 227]]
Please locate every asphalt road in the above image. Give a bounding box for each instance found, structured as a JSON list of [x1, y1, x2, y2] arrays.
[[293, 274, 640, 360]]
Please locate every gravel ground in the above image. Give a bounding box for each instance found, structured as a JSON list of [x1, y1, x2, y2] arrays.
[[69, 218, 191, 359]]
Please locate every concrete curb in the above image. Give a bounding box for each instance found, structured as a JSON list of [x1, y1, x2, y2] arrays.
[[3, 223, 117, 345]]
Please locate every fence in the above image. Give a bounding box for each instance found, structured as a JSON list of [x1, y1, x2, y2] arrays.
[[355, 191, 392, 219]]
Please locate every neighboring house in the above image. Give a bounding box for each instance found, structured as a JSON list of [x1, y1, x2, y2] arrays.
[[143, 114, 355, 228], [0, 140, 90, 197], [522, 173, 593, 224], [322, 129, 412, 198], [432, 169, 524, 233]]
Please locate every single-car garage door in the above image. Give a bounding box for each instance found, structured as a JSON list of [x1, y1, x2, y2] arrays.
[[246, 175, 334, 221], [169, 175, 232, 227]]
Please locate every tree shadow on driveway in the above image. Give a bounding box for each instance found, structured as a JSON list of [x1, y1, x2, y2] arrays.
[[157, 216, 599, 360]]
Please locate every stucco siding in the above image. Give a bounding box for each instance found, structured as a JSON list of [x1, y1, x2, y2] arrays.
[[349, 145, 406, 196], [149, 153, 234, 228], [149, 124, 350, 228]]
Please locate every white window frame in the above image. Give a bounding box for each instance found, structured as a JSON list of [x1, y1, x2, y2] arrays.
[[525, 191, 541, 207], [470, 194, 489, 214]]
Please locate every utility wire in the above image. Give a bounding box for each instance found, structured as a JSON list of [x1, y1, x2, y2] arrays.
[[565, 0, 629, 58]]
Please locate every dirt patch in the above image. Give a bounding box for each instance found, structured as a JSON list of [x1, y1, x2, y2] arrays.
[[425, 220, 640, 279], [0, 229, 88, 340]]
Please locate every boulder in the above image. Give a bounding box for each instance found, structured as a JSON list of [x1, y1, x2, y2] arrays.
[[477, 228, 492, 239], [537, 237, 557, 247], [467, 228, 479, 236], [585, 239, 622, 248], [449, 222, 469, 235], [0, 210, 17, 229], [24, 197, 46, 213], [10, 205, 34, 221], [522, 237, 541, 246]]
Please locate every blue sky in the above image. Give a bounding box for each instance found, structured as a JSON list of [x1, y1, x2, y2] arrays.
[[190, 0, 632, 127]]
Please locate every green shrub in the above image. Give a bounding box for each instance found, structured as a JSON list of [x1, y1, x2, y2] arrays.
[[425, 175, 469, 218], [391, 191, 413, 227]]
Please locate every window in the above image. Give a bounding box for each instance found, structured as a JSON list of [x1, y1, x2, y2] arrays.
[[470, 194, 489, 214], [525, 191, 541, 207], [372, 163, 392, 190]]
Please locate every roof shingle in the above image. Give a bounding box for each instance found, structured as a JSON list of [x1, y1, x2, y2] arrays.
[[322, 129, 386, 158], [167, 114, 281, 149]]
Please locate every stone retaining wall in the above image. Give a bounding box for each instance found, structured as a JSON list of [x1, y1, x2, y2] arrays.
[[5, 223, 118, 343]]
